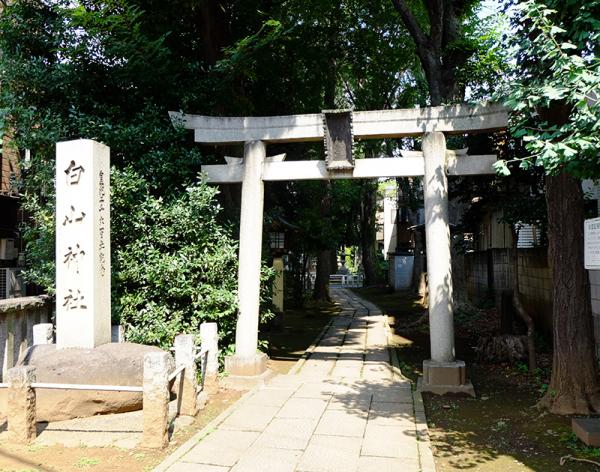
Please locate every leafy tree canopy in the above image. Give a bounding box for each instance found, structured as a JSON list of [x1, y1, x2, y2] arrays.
[[498, 0, 600, 179]]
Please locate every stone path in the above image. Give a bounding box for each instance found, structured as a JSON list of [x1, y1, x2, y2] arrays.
[[154, 288, 435, 472]]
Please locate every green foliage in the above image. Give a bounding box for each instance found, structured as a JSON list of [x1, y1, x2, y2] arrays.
[[460, 6, 511, 101], [561, 431, 600, 457], [0, 0, 277, 353], [499, 0, 600, 179], [112, 171, 238, 349], [454, 304, 482, 324]]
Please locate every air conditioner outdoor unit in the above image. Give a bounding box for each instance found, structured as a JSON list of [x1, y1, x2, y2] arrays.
[[0, 268, 24, 299], [0, 239, 18, 260]]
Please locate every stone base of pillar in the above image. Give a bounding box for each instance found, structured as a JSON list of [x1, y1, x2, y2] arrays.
[[221, 369, 275, 391], [223, 352, 272, 390], [225, 352, 268, 376], [417, 360, 475, 397]]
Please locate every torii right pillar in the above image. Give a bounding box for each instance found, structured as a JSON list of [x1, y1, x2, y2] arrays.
[[419, 132, 475, 396]]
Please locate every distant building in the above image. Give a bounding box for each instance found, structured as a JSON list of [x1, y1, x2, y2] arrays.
[[0, 135, 25, 299]]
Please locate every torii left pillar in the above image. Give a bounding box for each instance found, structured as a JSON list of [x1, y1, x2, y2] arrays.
[[224, 140, 269, 382]]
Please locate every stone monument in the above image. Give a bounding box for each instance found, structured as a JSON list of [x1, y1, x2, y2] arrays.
[[55, 139, 111, 348]]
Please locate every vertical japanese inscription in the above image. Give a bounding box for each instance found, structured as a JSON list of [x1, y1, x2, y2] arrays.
[[98, 170, 107, 277], [62, 160, 88, 310]]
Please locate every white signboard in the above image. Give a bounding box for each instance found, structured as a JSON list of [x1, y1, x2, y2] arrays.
[[585, 217, 600, 270], [56, 139, 111, 348]]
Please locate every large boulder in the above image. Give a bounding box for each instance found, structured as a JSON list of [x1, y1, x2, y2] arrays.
[[17, 342, 173, 422]]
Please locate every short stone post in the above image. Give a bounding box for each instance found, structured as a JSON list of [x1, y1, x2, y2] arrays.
[[33, 323, 53, 345], [174, 334, 198, 416], [143, 352, 171, 449], [7, 366, 37, 444], [200, 322, 219, 394]]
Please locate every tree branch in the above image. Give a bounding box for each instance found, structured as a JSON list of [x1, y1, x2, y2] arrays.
[[424, 0, 444, 49], [390, 0, 428, 49]]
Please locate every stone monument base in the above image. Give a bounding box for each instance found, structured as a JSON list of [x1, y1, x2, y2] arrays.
[[223, 352, 273, 390], [417, 359, 475, 397], [16, 342, 169, 422]]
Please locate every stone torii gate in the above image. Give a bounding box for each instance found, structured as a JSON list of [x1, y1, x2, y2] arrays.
[[170, 103, 508, 394]]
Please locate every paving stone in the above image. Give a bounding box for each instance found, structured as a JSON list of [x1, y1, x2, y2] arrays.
[[312, 343, 341, 353], [342, 344, 366, 352], [325, 327, 346, 337], [361, 424, 418, 459], [338, 347, 364, 355], [302, 359, 335, 370], [328, 392, 372, 411], [371, 384, 413, 403], [299, 365, 334, 376], [368, 401, 414, 427], [345, 334, 366, 344], [364, 349, 390, 362], [366, 335, 388, 346], [169, 463, 230, 472], [337, 352, 364, 362], [315, 409, 368, 437], [309, 351, 337, 361], [297, 435, 362, 472], [362, 363, 393, 381], [182, 430, 259, 467], [266, 376, 304, 388], [335, 358, 364, 368], [155, 289, 429, 472], [220, 404, 279, 431], [230, 446, 301, 472], [294, 382, 343, 399], [254, 418, 318, 450], [245, 388, 295, 407], [330, 367, 363, 378], [277, 397, 329, 419], [357, 456, 419, 472], [332, 318, 352, 327]]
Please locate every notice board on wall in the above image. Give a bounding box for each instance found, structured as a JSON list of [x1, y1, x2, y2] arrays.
[[585, 217, 600, 270]]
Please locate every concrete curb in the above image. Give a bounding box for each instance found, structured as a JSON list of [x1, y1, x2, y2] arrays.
[[151, 385, 261, 472], [413, 389, 437, 472]]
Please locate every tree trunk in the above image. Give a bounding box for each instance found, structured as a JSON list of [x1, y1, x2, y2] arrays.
[[312, 181, 333, 301], [390, 0, 471, 106], [313, 250, 332, 302], [540, 172, 600, 414], [361, 182, 380, 286], [199, 0, 230, 66], [510, 228, 537, 373]]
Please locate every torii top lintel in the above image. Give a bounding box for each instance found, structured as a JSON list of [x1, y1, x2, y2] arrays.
[[169, 102, 508, 145]]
